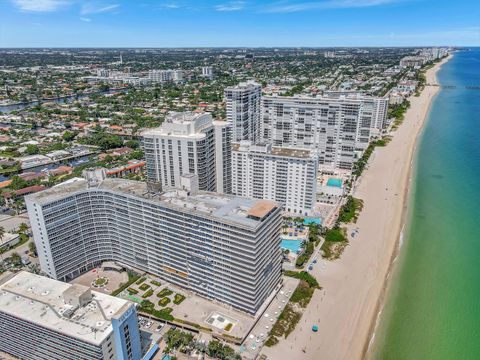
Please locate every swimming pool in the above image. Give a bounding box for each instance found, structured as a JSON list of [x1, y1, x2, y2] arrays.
[[281, 239, 303, 253], [327, 177, 343, 187], [303, 218, 322, 226]]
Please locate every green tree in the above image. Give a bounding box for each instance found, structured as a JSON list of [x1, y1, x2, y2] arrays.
[[18, 223, 29, 235], [9, 252, 21, 266], [25, 144, 39, 155], [125, 140, 139, 149], [9, 176, 27, 190], [128, 150, 144, 160], [29, 241, 36, 254], [62, 131, 77, 142], [28, 264, 40, 274], [206, 340, 241, 360]]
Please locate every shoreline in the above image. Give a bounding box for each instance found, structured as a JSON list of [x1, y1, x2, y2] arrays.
[[362, 54, 452, 359], [262, 54, 452, 360]]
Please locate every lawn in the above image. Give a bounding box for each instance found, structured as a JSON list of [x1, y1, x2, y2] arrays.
[[93, 277, 108, 287], [322, 227, 348, 260], [138, 299, 174, 321], [142, 289, 154, 298], [173, 293, 186, 305], [157, 288, 173, 298], [139, 283, 150, 291], [158, 297, 171, 307]]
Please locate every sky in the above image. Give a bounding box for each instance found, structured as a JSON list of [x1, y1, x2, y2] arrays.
[[0, 0, 479, 47]]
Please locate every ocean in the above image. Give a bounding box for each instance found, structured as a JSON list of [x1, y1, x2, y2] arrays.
[[372, 48, 480, 359]]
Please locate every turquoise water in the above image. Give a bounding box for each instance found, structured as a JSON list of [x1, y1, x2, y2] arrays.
[[281, 239, 303, 253], [303, 217, 322, 225], [326, 177, 343, 187], [373, 49, 480, 359]]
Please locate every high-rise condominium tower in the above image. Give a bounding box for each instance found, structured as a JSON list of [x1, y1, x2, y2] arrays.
[[26, 173, 282, 315], [143, 112, 231, 194], [261, 94, 388, 170], [232, 141, 318, 215], [224, 81, 262, 143]]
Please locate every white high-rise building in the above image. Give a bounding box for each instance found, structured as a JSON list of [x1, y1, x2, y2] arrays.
[[261, 94, 388, 170], [201, 66, 213, 79], [96, 69, 110, 77], [0, 271, 142, 360], [142, 112, 231, 194], [232, 141, 318, 215], [25, 175, 283, 315], [399, 56, 426, 68], [322, 91, 389, 133], [214, 120, 232, 194], [148, 69, 183, 83], [225, 81, 262, 143]]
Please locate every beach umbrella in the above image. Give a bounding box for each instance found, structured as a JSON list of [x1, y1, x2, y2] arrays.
[[312, 325, 319, 332]]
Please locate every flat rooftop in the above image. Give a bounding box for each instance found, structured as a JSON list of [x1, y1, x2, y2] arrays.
[[0, 271, 131, 345], [27, 178, 279, 229], [225, 81, 260, 91], [142, 112, 212, 139], [262, 94, 378, 104], [232, 142, 314, 159], [247, 200, 277, 219]]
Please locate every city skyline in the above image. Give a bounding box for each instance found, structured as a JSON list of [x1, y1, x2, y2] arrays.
[[1, 0, 479, 47]]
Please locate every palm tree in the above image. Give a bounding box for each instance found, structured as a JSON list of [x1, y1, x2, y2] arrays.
[[18, 223, 28, 235]]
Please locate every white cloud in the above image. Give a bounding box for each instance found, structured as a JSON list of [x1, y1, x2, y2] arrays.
[[11, 0, 70, 12], [11, 0, 120, 14], [158, 3, 181, 9], [80, 17, 92, 22], [264, 0, 405, 13], [215, 1, 245, 11], [80, 3, 119, 15]]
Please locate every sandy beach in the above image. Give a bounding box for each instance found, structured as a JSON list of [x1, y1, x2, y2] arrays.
[[262, 55, 452, 360]]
